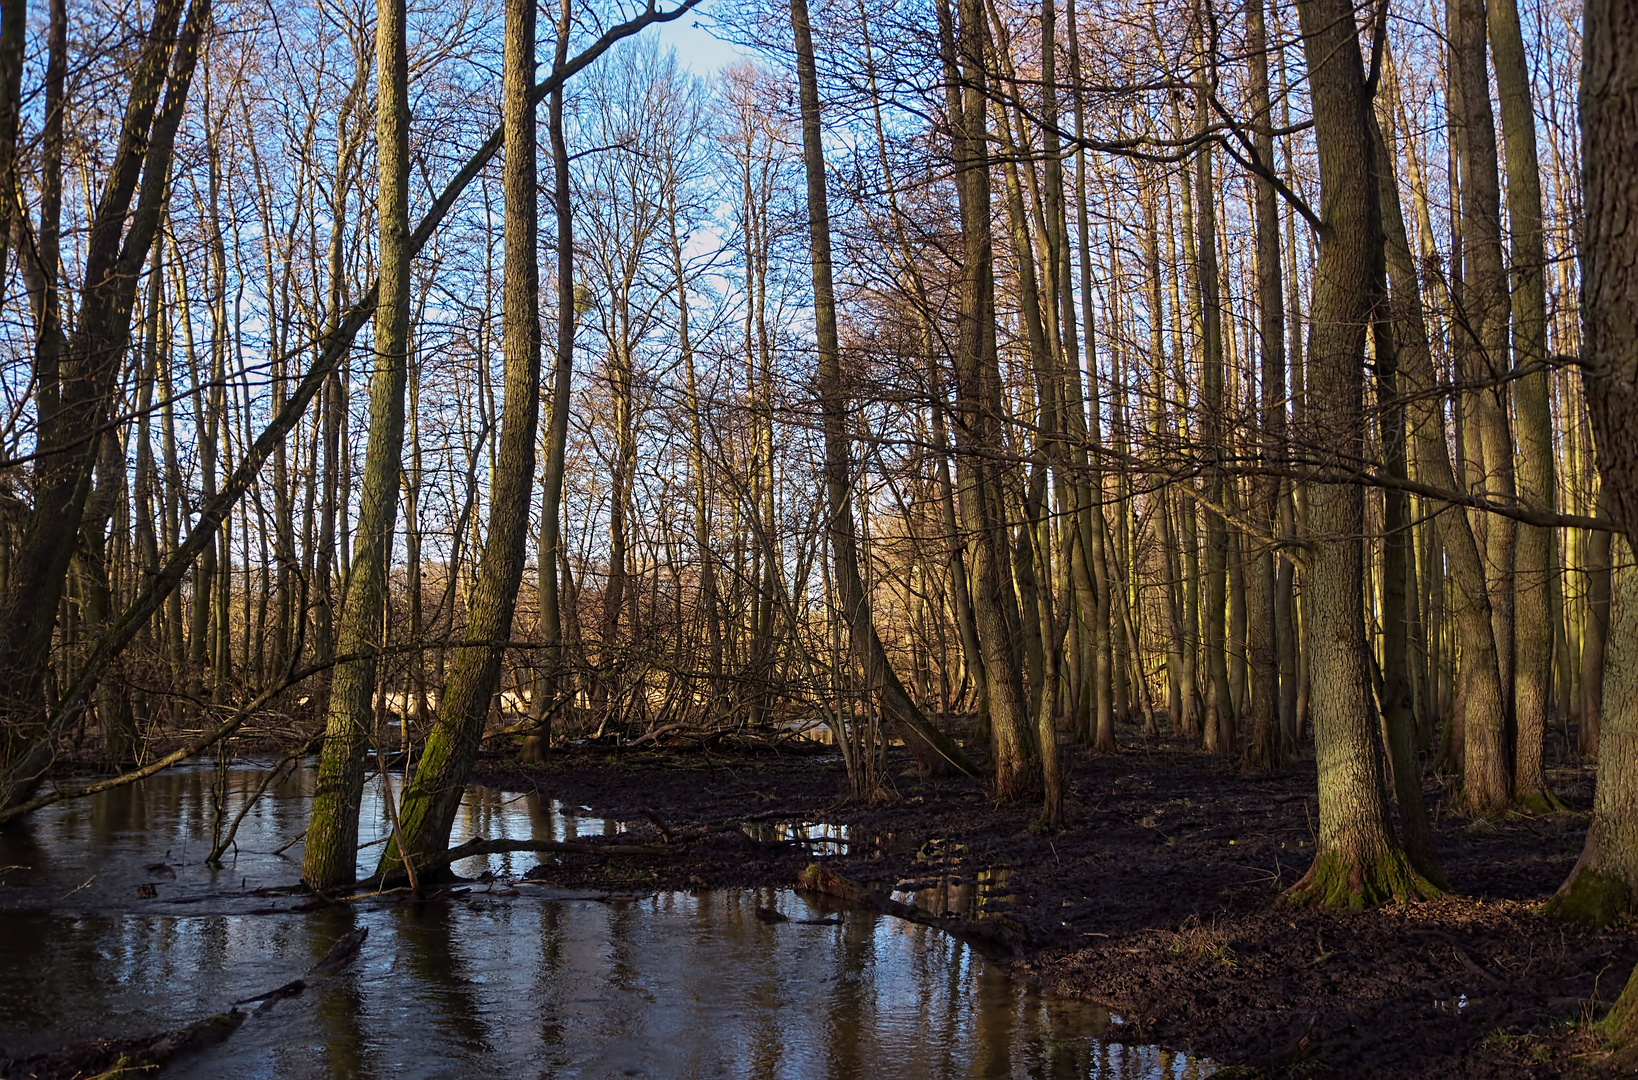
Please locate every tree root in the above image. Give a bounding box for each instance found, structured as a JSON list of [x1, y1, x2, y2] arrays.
[[1516, 790, 1569, 815], [1544, 865, 1631, 926], [1282, 847, 1442, 910], [1599, 964, 1638, 1053]]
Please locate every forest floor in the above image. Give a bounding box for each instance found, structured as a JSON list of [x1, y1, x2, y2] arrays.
[[474, 733, 1630, 1079]]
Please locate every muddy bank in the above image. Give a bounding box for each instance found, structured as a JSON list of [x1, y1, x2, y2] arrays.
[[475, 739, 1629, 1078]]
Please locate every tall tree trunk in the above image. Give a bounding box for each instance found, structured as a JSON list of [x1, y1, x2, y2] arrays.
[[0, 0, 209, 809], [795, 0, 975, 779], [1549, 0, 1638, 945], [937, 0, 1031, 795], [385, 0, 547, 873], [1369, 126, 1445, 884], [1488, 0, 1559, 812], [1376, 51, 1511, 818], [528, 0, 577, 761], [1582, 505, 1612, 759], [0, 0, 25, 305], [1243, 0, 1284, 769], [1183, 48, 1233, 752], [303, 0, 412, 890], [1285, 0, 1437, 907], [1454, 0, 1518, 795]]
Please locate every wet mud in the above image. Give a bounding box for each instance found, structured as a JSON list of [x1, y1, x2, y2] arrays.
[[476, 739, 1629, 1078]]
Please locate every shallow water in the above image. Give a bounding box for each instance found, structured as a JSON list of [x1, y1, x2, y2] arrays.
[[0, 763, 1213, 1078]]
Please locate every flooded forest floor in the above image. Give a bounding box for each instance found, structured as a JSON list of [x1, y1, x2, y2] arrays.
[[476, 737, 1627, 1079]]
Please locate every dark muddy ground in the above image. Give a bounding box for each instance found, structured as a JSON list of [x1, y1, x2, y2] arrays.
[[475, 735, 1630, 1079]]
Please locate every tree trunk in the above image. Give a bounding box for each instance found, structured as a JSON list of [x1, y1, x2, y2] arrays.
[[1453, 0, 1518, 794], [1550, 0, 1638, 939], [1284, 0, 1437, 907], [302, 0, 412, 890], [1487, 0, 1559, 812], [0, 0, 209, 809], [1369, 152, 1445, 885], [795, 0, 976, 780], [1582, 506, 1612, 759], [937, 0, 1031, 795], [1374, 54, 1511, 818], [1243, 0, 1284, 769], [384, 0, 546, 873]]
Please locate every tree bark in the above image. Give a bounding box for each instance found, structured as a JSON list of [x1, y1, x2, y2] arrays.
[[1284, 0, 1437, 907], [1487, 0, 1558, 812], [1375, 52, 1511, 819], [935, 0, 1032, 796], [0, 0, 210, 809], [1453, 0, 1517, 802], [383, 0, 545, 876], [1550, 0, 1638, 936], [1243, 0, 1284, 769], [303, 0, 412, 890], [795, 0, 976, 780]]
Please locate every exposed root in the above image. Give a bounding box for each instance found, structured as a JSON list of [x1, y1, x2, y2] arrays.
[[1282, 847, 1442, 910]]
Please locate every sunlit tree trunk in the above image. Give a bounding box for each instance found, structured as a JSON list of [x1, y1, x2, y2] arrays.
[[387, 0, 549, 871], [1285, 0, 1436, 907], [1376, 67, 1509, 828], [939, 0, 1032, 796], [795, 0, 975, 780], [303, 0, 412, 889], [1453, 0, 1517, 803]]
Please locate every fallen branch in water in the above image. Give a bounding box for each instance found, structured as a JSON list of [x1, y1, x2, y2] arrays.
[[0, 929, 368, 1079], [408, 836, 674, 878]]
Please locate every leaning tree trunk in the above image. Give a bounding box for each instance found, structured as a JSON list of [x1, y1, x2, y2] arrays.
[[1284, 0, 1438, 907], [382, 0, 545, 876], [302, 0, 412, 890], [793, 0, 975, 779]]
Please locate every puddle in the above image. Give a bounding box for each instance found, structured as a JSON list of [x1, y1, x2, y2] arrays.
[[0, 765, 1215, 1078], [889, 838, 1018, 921], [739, 819, 909, 859], [1433, 994, 1470, 1015]]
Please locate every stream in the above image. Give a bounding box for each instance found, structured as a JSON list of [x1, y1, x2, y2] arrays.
[[0, 763, 1214, 1078]]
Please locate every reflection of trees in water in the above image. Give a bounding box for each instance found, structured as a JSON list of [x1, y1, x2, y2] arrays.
[[4, 771, 1213, 1077], [308, 906, 368, 1078]]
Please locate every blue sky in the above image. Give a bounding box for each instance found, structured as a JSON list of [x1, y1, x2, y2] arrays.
[[653, 0, 748, 75]]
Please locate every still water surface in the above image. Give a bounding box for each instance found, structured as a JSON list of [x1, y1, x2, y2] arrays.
[[0, 763, 1212, 1079]]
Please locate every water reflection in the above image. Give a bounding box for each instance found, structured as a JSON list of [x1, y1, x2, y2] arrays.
[[0, 766, 1213, 1078], [891, 838, 1017, 921]]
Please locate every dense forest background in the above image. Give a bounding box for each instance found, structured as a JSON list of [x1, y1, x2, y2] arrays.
[[5, 0, 1638, 1010]]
